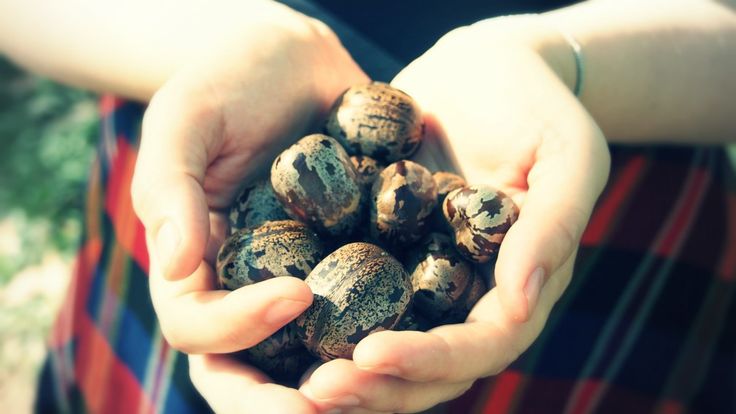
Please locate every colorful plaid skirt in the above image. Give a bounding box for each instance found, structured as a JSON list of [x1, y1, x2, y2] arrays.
[[35, 5, 736, 414]]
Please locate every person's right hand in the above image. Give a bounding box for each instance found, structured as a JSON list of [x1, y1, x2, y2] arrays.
[[130, 2, 368, 412], [298, 16, 611, 413]]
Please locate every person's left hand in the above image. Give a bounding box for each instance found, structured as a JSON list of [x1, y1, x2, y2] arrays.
[[298, 17, 611, 413]]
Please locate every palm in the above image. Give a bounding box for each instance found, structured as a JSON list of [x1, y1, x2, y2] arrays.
[[299, 26, 610, 414]]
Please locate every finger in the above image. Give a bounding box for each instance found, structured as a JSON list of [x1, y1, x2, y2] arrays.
[[131, 80, 223, 281], [150, 254, 312, 354], [300, 359, 472, 414], [353, 254, 575, 383], [495, 112, 610, 322], [189, 354, 317, 414]]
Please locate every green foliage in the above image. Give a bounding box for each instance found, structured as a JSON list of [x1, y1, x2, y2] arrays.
[[0, 57, 98, 278]]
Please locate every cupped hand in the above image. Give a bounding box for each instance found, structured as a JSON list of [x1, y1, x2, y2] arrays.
[[130, 3, 367, 412], [300, 17, 611, 413]]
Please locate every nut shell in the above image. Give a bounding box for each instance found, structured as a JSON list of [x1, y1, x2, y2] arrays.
[[295, 242, 412, 361], [235, 323, 317, 386], [271, 134, 364, 237], [370, 160, 437, 247], [429, 171, 466, 233], [433, 172, 466, 203], [228, 178, 289, 231], [325, 82, 423, 163], [216, 220, 325, 290], [406, 233, 476, 321], [443, 185, 519, 263], [351, 155, 384, 191]]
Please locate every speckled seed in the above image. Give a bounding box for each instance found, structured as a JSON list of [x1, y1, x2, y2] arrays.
[[405, 233, 476, 322], [234, 323, 317, 386], [295, 242, 412, 361], [228, 178, 289, 231], [271, 134, 364, 237], [429, 171, 467, 233], [216, 220, 325, 290], [438, 268, 489, 325], [325, 82, 423, 163], [433, 172, 467, 203], [370, 160, 437, 247], [350, 155, 384, 191], [443, 185, 519, 263]]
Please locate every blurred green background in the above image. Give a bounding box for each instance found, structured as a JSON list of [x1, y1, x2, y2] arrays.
[[0, 56, 98, 411]]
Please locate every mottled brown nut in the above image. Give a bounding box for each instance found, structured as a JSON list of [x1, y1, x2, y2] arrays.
[[228, 178, 289, 231], [443, 185, 519, 263], [405, 233, 476, 322], [370, 160, 437, 247], [428, 171, 467, 233], [235, 323, 317, 386], [216, 220, 325, 290], [350, 155, 384, 190], [433, 172, 466, 203], [295, 242, 412, 361], [271, 134, 364, 237], [325, 82, 423, 163], [439, 268, 489, 325]]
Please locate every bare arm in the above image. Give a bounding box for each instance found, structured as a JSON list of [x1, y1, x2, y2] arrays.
[[0, 0, 302, 101], [535, 0, 736, 143]]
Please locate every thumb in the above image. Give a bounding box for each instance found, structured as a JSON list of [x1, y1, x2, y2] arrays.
[[494, 118, 610, 322], [132, 84, 222, 280]]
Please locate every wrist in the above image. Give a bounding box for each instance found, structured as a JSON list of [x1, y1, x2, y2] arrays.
[[467, 15, 580, 98]]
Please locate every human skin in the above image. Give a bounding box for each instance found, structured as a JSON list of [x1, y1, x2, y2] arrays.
[[1, 0, 735, 413]]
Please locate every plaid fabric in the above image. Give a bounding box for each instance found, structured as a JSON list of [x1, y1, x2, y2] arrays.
[[36, 98, 736, 414], [35, 97, 209, 414], [440, 145, 736, 414]]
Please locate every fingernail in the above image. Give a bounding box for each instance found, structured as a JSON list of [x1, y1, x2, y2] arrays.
[[524, 267, 545, 317], [156, 220, 180, 272], [264, 299, 310, 325]]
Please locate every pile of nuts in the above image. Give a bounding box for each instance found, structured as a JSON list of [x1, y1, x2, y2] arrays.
[[216, 82, 519, 384]]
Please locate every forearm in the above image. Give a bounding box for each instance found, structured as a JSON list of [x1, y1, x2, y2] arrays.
[[476, 0, 736, 143], [546, 0, 736, 143], [0, 0, 301, 101]]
